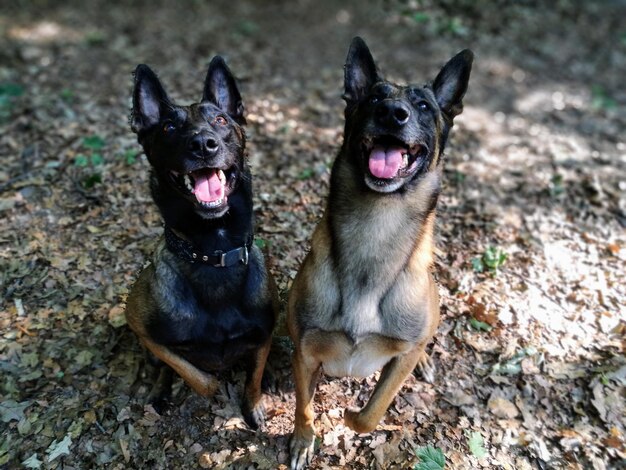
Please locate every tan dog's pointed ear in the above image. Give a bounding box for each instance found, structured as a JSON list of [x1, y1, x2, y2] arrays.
[[343, 36, 380, 105], [131, 64, 171, 134], [432, 49, 474, 121]]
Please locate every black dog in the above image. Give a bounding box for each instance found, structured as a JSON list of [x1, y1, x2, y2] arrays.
[[125, 57, 277, 429]]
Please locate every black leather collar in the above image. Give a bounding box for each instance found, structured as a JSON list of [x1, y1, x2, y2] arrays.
[[164, 226, 252, 267]]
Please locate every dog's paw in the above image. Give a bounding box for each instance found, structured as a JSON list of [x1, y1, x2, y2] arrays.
[[344, 407, 376, 434], [289, 429, 316, 470], [242, 397, 266, 430], [415, 352, 436, 384]]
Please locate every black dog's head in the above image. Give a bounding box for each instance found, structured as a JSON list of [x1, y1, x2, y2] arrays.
[[131, 57, 246, 219], [342, 37, 473, 194]]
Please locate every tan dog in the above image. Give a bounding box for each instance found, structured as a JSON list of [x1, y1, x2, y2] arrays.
[[287, 37, 473, 468]]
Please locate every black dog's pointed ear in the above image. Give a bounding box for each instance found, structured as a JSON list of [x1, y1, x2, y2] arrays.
[[432, 49, 474, 120], [202, 56, 246, 125], [343, 37, 380, 104], [131, 64, 171, 134]]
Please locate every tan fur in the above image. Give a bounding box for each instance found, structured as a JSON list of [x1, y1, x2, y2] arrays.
[[288, 153, 441, 468]]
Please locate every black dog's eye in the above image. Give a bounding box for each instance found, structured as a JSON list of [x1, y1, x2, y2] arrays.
[[417, 101, 429, 111], [163, 122, 176, 134], [214, 115, 228, 126], [369, 95, 380, 105]]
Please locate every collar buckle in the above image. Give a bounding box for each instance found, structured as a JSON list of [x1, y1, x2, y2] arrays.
[[214, 251, 226, 268]]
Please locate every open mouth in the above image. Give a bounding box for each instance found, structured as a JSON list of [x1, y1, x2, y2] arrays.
[[361, 136, 426, 191], [169, 167, 236, 211]]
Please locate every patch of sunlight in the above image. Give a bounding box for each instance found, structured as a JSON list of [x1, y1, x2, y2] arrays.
[[9, 21, 82, 43], [515, 87, 588, 115]]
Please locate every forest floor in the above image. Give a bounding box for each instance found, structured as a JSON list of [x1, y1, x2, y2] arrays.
[[1, 0, 625, 469]]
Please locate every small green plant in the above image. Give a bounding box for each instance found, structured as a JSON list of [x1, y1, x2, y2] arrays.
[[254, 238, 268, 250], [298, 168, 314, 180], [467, 431, 487, 459], [119, 149, 139, 165], [0, 83, 24, 121], [409, 11, 430, 23], [235, 20, 259, 37], [549, 173, 564, 197], [469, 317, 492, 332], [591, 85, 616, 111], [74, 135, 106, 188], [84, 30, 106, 45], [414, 445, 445, 470], [472, 246, 507, 275], [442, 17, 468, 36], [60, 88, 75, 103], [491, 346, 538, 376]]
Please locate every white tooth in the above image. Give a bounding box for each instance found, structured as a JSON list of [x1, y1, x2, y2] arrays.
[[402, 153, 408, 167], [218, 170, 225, 184], [202, 198, 223, 208], [184, 175, 194, 193]]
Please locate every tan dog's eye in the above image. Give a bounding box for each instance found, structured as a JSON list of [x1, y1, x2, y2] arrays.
[[163, 122, 175, 133], [214, 115, 228, 125]]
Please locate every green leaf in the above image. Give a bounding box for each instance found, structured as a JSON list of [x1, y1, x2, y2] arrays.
[[85, 31, 106, 45], [298, 168, 314, 180], [122, 150, 138, 165], [467, 431, 487, 459], [74, 154, 89, 167], [235, 20, 259, 36], [255, 238, 267, 249], [471, 257, 484, 273], [90, 153, 104, 166], [475, 246, 507, 275], [46, 434, 72, 461], [549, 173, 564, 197], [412, 12, 430, 23], [82, 135, 106, 150], [414, 445, 445, 470], [469, 317, 492, 332], [0, 400, 30, 422], [83, 173, 102, 188], [0, 83, 24, 97], [22, 453, 43, 469], [60, 88, 74, 102], [591, 84, 617, 110]]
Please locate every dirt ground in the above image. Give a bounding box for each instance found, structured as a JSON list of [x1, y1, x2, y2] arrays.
[[1, 0, 625, 468]]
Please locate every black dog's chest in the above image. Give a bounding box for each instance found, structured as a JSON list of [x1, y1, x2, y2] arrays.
[[148, 302, 269, 371]]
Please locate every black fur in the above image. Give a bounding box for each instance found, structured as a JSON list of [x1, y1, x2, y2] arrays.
[[127, 58, 275, 428], [339, 37, 473, 195]]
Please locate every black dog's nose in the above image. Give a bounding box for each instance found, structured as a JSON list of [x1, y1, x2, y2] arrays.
[[189, 133, 219, 156], [375, 101, 411, 127]]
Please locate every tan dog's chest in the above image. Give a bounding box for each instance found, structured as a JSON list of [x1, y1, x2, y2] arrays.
[[301, 329, 413, 378]]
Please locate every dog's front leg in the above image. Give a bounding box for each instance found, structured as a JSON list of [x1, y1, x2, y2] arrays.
[[141, 337, 219, 398], [290, 347, 321, 470], [242, 336, 272, 430], [344, 343, 425, 434]]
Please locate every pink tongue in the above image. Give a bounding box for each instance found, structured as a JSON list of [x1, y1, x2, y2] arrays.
[[368, 145, 404, 179], [194, 170, 224, 203]]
